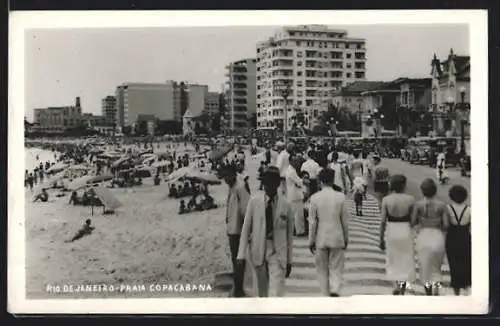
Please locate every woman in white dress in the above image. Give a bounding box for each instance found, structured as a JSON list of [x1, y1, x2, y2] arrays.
[[411, 178, 449, 295], [379, 174, 416, 295], [436, 150, 448, 184]]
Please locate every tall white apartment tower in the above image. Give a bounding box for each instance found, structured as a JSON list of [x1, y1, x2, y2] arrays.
[[225, 58, 257, 132], [256, 25, 367, 130]]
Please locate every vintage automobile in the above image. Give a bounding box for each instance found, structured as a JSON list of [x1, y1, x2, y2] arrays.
[[427, 137, 469, 169], [401, 137, 432, 164]]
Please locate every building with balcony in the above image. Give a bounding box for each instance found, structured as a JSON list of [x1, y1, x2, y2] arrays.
[[204, 91, 221, 116], [430, 48, 470, 137], [33, 97, 83, 133], [256, 25, 367, 130], [101, 95, 117, 125], [225, 58, 257, 132]]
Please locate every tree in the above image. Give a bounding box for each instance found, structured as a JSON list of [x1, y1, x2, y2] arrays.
[[122, 125, 132, 136]]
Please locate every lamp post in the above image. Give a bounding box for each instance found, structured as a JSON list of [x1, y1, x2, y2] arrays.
[[459, 86, 467, 156], [273, 80, 292, 145]]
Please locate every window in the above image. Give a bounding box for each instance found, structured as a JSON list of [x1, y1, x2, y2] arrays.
[[296, 41, 301, 46], [347, 73, 352, 78], [297, 61, 302, 66], [346, 63, 352, 69], [297, 71, 302, 76], [296, 81, 303, 87], [297, 100, 302, 105], [297, 51, 303, 57], [346, 53, 352, 59]]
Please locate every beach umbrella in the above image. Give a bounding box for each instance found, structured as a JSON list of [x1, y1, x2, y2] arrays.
[[86, 173, 113, 184], [68, 164, 91, 172], [185, 171, 221, 185], [46, 162, 68, 174], [152, 160, 170, 168], [165, 166, 192, 182], [92, 186, 122, 212], [111, 157, 131, 168], [89, 148, 104, 154], [67, 175, 93, 190]]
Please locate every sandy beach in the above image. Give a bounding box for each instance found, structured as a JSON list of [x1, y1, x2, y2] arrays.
[[25, 145, 244, 298]]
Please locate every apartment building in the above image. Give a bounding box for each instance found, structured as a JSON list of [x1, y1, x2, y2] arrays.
[[256, 25, 367, 130], [33, 97, 83, 133], [114, 81, 209, 129], [225, 58, 257, 132], [101, 95, 117, 124], [204, 91, 220, 116]]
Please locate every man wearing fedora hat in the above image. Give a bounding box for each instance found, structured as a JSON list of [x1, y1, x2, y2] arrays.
[[237, 165, 294, 297]]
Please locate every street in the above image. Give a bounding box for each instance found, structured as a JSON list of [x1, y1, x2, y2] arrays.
[[379, 159, 471, 204]]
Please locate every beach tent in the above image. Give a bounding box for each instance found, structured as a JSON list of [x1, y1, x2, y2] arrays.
[[67, 175, 93, 190], [92, 187, 122, 211]]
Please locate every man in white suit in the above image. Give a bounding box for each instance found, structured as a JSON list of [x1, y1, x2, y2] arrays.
[[308, 168, 350, 297], [237, 166, 294, 297]]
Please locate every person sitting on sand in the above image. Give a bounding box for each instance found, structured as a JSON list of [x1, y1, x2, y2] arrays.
[[68, 191, 82, 205], [187, 194, 198, 212], [65, 219, 95, 243], [168, 183, 176, 197], [33, 189, 49, 202], [179, 200, 187, 214]]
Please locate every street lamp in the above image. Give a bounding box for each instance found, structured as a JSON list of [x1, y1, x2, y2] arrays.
[[459, 86, 468, 156], [273, 80, 292, 145]]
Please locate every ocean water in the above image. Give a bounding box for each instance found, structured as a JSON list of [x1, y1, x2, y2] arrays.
[[25, 147, 57, 172]]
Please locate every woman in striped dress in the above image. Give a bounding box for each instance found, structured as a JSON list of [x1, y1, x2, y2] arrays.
[[379, 174, 416, 295], [411, 178, 449, 295]]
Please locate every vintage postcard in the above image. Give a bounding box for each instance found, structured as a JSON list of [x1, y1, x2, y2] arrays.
[[8, 10, 488, 314]]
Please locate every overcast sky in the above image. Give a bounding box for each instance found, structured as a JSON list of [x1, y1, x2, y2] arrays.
[[24, 24, 469, 120]]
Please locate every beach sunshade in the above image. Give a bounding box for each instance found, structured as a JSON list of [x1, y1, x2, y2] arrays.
[[92, 187, 122, 211], [152, 160, 170, 168], [165, 166, 193, 182], [185, 171, 221, 185], [111, 157, 131, 168], [208, 145, 233, 161], [67, 175, 93, 190], [86, 173, 113, 184], [46, 162, 68, 174], [89, 148, 104, 154]]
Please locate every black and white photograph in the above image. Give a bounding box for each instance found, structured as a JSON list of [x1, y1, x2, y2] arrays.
[[8, 10, 488, 314]]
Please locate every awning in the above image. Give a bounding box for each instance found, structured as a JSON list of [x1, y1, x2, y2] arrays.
[[92, 187, 122, 211]]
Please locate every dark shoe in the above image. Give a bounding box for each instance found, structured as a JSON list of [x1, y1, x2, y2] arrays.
[[329, 293, 339, 297], [453, 288, 460, 296], [424, 285, 433, 296], [392, 288, 401, 295]]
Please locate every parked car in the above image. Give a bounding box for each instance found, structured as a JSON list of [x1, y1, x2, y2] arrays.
[[402, 137, 432, 164]]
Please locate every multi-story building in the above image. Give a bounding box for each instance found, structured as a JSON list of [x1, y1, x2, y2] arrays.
[[33, 97, 82, 133], [332, 81, 386, 115], [101, 95, 117, 125], [204, 91, 220, 116], [114, 81, 210, 129], [256, 25, 367, 130], [225, 58, 257, 132], [187, 84, 209, 118], [430, 48, 470, 137]]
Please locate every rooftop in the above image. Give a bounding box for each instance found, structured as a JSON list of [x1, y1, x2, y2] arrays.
[[333, 81, 387, 96]]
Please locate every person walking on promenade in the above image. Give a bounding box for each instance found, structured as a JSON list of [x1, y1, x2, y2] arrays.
[[308, 168, 349, 297], [411, 178, 448, 296], [444, 185, 471, 295], [301, 150, 321, 196], [436, 147, 449, 184], [286, 156, 306, 237], [237, 166, 293, 297], [329, 152, 351, 195], [373, 155, 390, 209], [222, 166, 250, 297], [379, 174, 416, 295], [276, 142, 293, 195]]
